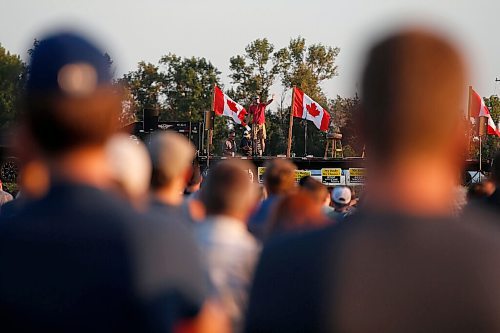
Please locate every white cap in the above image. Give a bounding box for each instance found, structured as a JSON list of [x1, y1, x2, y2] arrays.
[[332, 186, 352, 205]]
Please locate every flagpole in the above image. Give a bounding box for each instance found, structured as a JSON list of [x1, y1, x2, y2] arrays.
[[208, 84, 216, 167], [467, 86, 472, 157], [304, 120, 308, 156], [286, 87, 295, 158], [479, 135, 482, 173]]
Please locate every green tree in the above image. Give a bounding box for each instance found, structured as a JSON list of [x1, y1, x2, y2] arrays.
[[120, 61, 164, 120], [26, 38, 39, 59], [265, 103, 288, 155], [481, 95, 500, 162], [104, 52, 115, 78], [121, 55, 221, 123], [229, 38, 278, 104], [119, 87, 138, 126], [0, 44, 25, 128], [329, 95, 362, 157], [274, 36, 339, 102], [273, 37, 340, 156], [160, 54, 220, 122]]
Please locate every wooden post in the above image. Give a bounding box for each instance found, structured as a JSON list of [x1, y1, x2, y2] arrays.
[[467, 86, 472, 156], [467, 86, 472, 121], [207, 84, 216, 167], [479, 135, 482, 172], [286, 87, 295, 157]]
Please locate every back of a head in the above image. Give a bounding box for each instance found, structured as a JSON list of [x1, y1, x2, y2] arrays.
[[148, 132, 195, 190], [268, 192, 327, 237], [466, 182, 490, 202], [299, 176, 329, 204], [201, 160, 257, 217], [361, 29, 466, 163], [263, 159, 296, 195], [23, 31, 121, 156], [106, 134, 151, 201]]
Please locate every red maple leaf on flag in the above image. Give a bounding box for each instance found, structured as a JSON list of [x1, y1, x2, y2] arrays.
[[226, 99, 239, 113], [306, 103, 321, 117]]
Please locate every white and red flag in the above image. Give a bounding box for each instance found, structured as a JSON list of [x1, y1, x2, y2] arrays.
[[213, 86, 247, 126], [292, 87, 330, 132], [469, 87, 500, 137], [485, 111, 500, 137]]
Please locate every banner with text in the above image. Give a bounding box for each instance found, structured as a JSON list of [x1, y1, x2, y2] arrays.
[[321, 168, 343, 185], [347, 168, 366, 185], [295, 170, 312, 183], [257, 167, 266, 183]]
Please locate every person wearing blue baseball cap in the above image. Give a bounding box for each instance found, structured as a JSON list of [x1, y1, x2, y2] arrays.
[[0, 31, 211, 333]]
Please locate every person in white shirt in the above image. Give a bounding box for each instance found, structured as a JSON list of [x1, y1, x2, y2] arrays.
[[195, 159, 260, 332]]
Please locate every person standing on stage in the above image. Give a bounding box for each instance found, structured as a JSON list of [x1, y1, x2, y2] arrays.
[[249, 94, 274, 156], [223, 131, 237, 157], [239, 130, 253, 157]]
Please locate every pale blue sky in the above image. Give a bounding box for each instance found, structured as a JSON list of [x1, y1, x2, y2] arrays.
[[1, 0, 499, 102]]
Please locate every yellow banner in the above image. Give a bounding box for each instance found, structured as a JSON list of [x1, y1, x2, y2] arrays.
[[321, 168, 342, 185], [257, 167, 266, 183], [348, 168, 366, 184], [321, 168, 341, 177], [295, 170, 312, 182]]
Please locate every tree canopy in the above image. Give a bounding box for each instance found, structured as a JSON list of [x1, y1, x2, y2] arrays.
[[274, 36, 340, 103], [160, 54, 220, 122], [229, 38, 278, 104], [0, 44, 25, 129]]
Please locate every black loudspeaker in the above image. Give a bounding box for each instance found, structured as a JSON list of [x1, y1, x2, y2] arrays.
[[143, 107, 159, 132], [156, 121, 202, 149], [204, 110, 214, 130]]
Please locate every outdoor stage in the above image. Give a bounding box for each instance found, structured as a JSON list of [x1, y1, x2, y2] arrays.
[[124, 120, 492, 178], [197, 156, 490, 186], [197, 156, 489, 173], [198, 156, 365, 170]]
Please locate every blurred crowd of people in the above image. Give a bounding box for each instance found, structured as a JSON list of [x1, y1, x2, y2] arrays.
[[0, 26, 500, 333]]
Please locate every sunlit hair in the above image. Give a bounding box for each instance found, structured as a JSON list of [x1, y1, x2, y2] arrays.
[[267, 192, 328, 237], [263, 159, 296, 195]]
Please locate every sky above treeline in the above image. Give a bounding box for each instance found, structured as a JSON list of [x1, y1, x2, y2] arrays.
[[1, 0, 499, 103]]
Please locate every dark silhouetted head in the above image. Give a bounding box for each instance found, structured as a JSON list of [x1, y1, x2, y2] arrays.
[[200, 159, 257, 219], [23, 31, 121, 157]]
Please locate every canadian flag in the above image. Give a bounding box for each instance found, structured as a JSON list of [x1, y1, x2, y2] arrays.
[[292, 87, 330, 132], [485, 112, 500, 137], [469, 87, 500, 137], [213, 86, 247, 126]]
